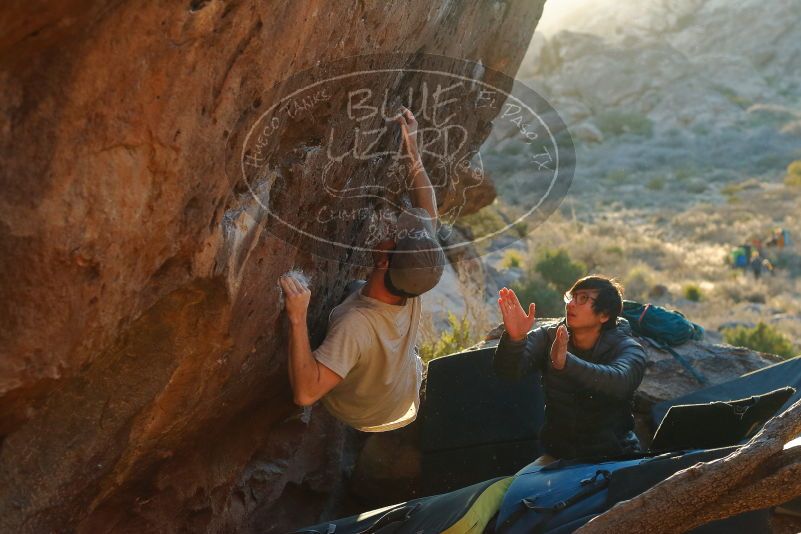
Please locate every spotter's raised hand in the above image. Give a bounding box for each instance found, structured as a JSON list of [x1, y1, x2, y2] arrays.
[[497, 287, 536, 342]]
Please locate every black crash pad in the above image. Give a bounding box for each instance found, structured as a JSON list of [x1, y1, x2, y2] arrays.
[[652, 356, 801, 427], [420, 346, 544, 494], [651, 387, 795, 451]]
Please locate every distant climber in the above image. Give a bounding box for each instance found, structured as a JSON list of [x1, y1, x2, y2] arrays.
[[280, 107, 445, 431], [766, 228, 791, 250], [750, 251, 764, 279], [494, 276, 647, 463]]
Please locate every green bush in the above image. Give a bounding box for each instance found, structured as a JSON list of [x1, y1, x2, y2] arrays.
[[675, 167, 694, 181], [683, 284, 702, 302], [534, 248, 587, 291], [686, 180, 708, 194], [646, 176, 665, 191], [458, 201, 529, 241], [595, 110, 654, 137], [511, 276, 564, 318], [721, 182, 741, 198], [605, 169, 628, 184], [785, 160, 801, 187], [507, 249, 586, 319], [723, 322, 797, 358], [419, 313, 476, 364], [502, 249, 524, 269], [457, 205, 507, 237]]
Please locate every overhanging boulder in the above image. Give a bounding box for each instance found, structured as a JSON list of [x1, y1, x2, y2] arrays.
[[0, 2, 546, 532]]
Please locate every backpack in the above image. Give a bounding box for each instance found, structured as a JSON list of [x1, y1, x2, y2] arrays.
[[732, 247, 748, 267], [621, 300, 704, 346]]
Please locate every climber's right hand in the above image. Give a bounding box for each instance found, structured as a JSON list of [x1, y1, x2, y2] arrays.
[[280, 275, 311, 325], [498, 287, 536, 342]]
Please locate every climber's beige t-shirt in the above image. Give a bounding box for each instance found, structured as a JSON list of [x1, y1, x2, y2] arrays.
[[313, 288, 422, 432]]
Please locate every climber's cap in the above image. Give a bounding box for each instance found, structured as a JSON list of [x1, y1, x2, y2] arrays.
[[385, 208, 445, 298]]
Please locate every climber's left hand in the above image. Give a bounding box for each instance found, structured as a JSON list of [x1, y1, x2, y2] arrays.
[[396, 106, 420, 162], [280, 274, 310, 325]]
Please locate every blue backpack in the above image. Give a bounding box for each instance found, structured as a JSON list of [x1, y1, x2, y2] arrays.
[[621, 300, 704, 347]]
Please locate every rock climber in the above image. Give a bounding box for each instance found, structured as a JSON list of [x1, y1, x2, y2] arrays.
[[280, 107, 444, 431]]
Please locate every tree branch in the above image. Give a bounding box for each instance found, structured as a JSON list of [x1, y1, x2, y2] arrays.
[[698, 461, 801, 518], [575, 397, 801, 534]]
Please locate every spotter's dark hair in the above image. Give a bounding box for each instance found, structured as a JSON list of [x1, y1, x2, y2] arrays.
[[569, 275, 624, 330]]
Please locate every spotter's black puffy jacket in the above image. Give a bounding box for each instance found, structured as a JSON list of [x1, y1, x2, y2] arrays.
[[494, 319, 646, 459]]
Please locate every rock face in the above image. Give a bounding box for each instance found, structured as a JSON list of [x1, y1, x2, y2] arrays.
[[0, 2, 545, 532], [635, 339, 782, 407]]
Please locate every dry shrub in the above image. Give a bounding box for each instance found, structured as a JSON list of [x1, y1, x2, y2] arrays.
[[785, 160, 801, 187], [623, 263, 655, 301], [683, 283, 703, 302]]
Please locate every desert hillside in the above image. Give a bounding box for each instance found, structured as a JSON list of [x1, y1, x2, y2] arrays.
[[424, 0, 801, 358]]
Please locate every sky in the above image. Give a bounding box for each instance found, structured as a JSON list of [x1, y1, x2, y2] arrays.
[[537, 0, 593, 35], [535, 0, 675, 37]]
